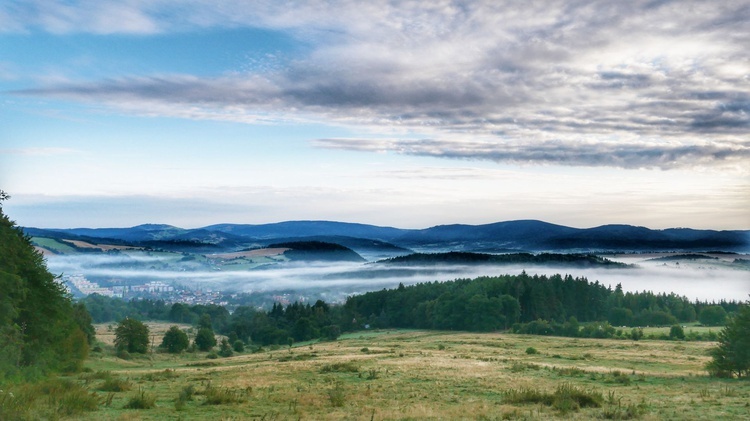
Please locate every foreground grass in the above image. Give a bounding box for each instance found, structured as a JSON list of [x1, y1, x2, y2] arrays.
[[7, 330, 749, 420]]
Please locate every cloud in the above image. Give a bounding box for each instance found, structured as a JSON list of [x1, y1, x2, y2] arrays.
[[6, 1, 750, 169], [313, 138, 750, 170]]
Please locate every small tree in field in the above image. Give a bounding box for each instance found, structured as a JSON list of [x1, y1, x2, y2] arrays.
[[194, 327, 216, 352], [114, 318, 150, 354], [161, 326, 189, 354], [669, 325, 685, 340], [707, 305, 750, 378]]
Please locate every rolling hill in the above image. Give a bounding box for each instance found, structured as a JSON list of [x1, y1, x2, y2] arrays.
[[23, 219, 750, 255]]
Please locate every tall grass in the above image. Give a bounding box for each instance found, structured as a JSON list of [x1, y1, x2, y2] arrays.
[[502, 382, 603, 413], [123, 387, 156, 409], [0, 378, 99, 419]]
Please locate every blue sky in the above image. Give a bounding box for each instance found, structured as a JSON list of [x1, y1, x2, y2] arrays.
[[1, 1, 748, 229]]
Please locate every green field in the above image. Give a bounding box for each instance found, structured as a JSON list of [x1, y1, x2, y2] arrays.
[[31, 237, 78, 254], [7, 326, 748, 420]]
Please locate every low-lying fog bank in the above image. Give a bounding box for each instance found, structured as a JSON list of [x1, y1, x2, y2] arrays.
[[46, 252, 749, 303]]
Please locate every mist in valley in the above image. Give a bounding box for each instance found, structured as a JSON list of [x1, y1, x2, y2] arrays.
[[47, 252, 749, 304]]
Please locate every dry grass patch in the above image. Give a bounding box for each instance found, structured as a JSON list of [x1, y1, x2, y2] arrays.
[[68, 329, 750, 420]]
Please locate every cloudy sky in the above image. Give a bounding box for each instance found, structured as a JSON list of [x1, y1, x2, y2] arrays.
[[1, 0, 748, 229]]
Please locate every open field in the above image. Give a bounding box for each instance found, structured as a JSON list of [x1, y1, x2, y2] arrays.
[[61, 239, 142, 251], [42, 329, 748, 420], [206, 248, 289, 260]]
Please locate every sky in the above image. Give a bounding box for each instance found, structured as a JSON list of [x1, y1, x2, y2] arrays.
[[1, 0, 748, 230]]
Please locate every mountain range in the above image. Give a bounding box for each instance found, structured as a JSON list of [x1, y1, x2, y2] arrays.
[[23, 219, 750, 256]]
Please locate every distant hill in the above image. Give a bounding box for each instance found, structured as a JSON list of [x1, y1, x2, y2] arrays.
[[23, 219, 750, 254], [267, 241, 366, 262], [377, 252, 629, 268], [205, 221, 406, 242]]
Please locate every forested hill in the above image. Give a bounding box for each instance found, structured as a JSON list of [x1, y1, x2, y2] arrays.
[[0, 192, 92, 380], [377, 252, 628, 267], [268, 241, 366, 262]]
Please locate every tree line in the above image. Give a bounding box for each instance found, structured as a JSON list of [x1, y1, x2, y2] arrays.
[[341, 272, 740, 332], [1, 192, 92, 382], [81, 271, 740, 347]]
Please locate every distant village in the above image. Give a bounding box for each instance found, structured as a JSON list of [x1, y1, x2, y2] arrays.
[[61, 274, 309, 308], [62, 274, 228, 306]]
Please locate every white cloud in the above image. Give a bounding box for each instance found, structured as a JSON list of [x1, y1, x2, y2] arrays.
[[6, 1, 750, 169]]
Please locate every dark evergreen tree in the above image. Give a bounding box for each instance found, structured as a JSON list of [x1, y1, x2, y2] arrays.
[[707, 305, 750, 378]]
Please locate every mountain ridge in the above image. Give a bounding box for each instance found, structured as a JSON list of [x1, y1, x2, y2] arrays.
[[23, 219, 750, 253]]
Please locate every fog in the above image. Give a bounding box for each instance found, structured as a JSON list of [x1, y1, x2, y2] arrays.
[[46, 251, 749, 303]]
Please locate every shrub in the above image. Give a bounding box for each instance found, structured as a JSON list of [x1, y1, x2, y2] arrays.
[[53, 385, 100, 417], [320, 361, 360, 373], [175, 384, 195, 411], [98, 377, 132, 392], [218, 338, 233, 357], [669, 325, 685, 340], [141, 369, 178, 381], [123, 388, 156, 409], [327, 382, 347, 407], [503, 383, 602, 413], [233, 340, 245, 353], [630, 328, 643, 341], [525, 347, 538, 355], [202, 384, 246, 405]]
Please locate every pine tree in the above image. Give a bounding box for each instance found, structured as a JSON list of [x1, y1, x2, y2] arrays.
[[707, 305, 750, 378]]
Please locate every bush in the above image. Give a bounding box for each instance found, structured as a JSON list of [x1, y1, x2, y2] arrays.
[[123, 388, 156, 409], [669, 325, 685, 340], [327, 382, 347, 407], [233, 340, 245, 353], [525, 347, 538, 355], [98, 377, 132, 392], [503, 383, 602, 413], [320, 361, 360, 373], [202, 384, 246, 405], [175, 384, 195, 411], [218, 338, 233, 357], [630, 328, 643, 341]]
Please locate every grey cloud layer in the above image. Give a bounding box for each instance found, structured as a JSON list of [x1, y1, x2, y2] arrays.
[[8, 0, 750, 169]]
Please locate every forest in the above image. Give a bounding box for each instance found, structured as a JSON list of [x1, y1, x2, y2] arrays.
[[0, 193, 92, 382], [79, 271, 741, 347]]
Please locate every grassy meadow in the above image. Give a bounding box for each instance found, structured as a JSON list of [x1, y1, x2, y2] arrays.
[[6, 326, 748, 420]]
